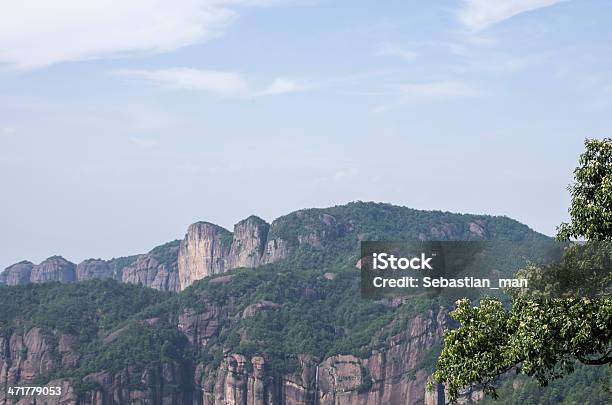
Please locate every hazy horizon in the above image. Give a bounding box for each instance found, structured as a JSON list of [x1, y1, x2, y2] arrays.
[[2, 0, 611, 269]]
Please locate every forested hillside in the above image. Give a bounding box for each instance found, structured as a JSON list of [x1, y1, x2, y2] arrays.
[[2, 202, 606, 404]]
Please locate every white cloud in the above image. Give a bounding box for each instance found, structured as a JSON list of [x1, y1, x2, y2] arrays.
[[0, 1, 292, 69], [115, 68, 303, 97], [397, 80, 481, 101], [371, 80, 481, 112], [459, 0, 568, 32], [378, 44, 417, 61], [116, 68, 250, 95], [256, 78, 304, 96]]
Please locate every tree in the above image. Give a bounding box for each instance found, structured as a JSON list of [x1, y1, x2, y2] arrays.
[[432, 138, 612, 402], [558, 138, 612, 241]]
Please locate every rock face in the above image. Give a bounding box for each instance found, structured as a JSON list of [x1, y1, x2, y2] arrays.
[[228, 216, 269, 269], [3, 203, 542, 291], [178, 222, 233, 289], [121, 242, 181, 292], [177, 213, 349, 289], [76, 259, 113, 281], [0, 327, 189, 405], [30, 256, 76, 283], [1, 243, 181, 292], [0, 261, 34, 285], [177, 208, 507, 290], [195, 307, 451, 405]]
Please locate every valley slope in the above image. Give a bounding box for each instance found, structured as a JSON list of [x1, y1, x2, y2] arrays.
[[4, 202, 600, 405]]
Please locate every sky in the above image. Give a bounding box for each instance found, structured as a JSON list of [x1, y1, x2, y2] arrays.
[[1, 0, 611, 269]]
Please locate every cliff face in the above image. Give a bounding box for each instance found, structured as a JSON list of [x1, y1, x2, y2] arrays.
[[178, 222, 233, 289], [120, 242, 181, 292], [1, 243, 182, 292], [0, 299, 450, 405], [76, 259, 113, 281], [177, 210, 501, 290], [0, 261, 34, 285], [0, 327, 189, 405], [228, 216, 270, 269], [3, 203, 542, 292], [19, 256, 77, 284], [194, 307, 450, 405], [177, 212, 358, 289]]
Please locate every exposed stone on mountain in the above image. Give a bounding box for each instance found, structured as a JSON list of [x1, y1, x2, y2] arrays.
[[196, 307, 451, 405], [3, 202, 544, 291], [30, 256, 76, 283], [178, 222, 233, 289], [259, 237, 291, 265], [178, 305, 227, 348], [76, 259, 113, 281], [242, 300, 280, 318], [121, 241, 180, 292], [469, 220, 486, 237], [0, 327, 55, 388], [0, 202, 554, 405], [228, 216, 269, 269], [0, 260, 34, 285], [58, 334, 79, 368]]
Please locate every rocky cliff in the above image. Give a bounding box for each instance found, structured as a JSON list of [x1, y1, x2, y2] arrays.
[[0, 256, 76, 285], [0, 327, 190, 405], [1, 242, 181, 292], [0, 261, 34, 285], [193, 307, 450, 405], [176, 206, 528, 289], [2, 203, 543, 292], [0, 303, 450, 405]]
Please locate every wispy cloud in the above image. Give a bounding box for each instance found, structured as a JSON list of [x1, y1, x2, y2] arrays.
[[115, 68, 304, 97], [1, 127, 17, 137], [459, 0, 568, 32], [129, 137, 159, 149], [378, 44, 417, 61], [370, 80, 482, 112], [396, 80, 481, 101], [256, 78, 305, 96], [0, 1, 294, 69]]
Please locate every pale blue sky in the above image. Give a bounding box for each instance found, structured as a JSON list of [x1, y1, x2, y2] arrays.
[[1, 0, 611, 268]]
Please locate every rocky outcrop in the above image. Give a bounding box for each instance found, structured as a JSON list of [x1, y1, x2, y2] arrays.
[[178, 222, 233, 289], [76, 259, 114, 281], [0, 260, 34, 285], [242, 301, 280, 318], [0, 296, 452, 405], [3, 203, 541, 292], [79, 362, 190, 405], [121, 245, 180, 292], [30, 256, 76, 283], [1, 244, 180, 292], [0, 326, 190, 405], [0, 327, 56, 405], [197, 307, 451, 405], [178, 305, 227, 349], [178, 213, 348, 289], [228, 216, 269, 269], [177, 206, 529, 290]]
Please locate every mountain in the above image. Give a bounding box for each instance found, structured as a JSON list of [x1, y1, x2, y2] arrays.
[[1, 202, 544, 292], [4, 202, 603, 405]]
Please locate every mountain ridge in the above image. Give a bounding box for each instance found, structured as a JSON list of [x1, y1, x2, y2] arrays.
[[3, 202, 595, 405], [1, 201, 546, 291]]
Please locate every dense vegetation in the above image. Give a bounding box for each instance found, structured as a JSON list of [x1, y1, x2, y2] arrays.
[[433, 138, 612, 402], [479, 363, 611, 405], [1, 198, 595, 402]]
